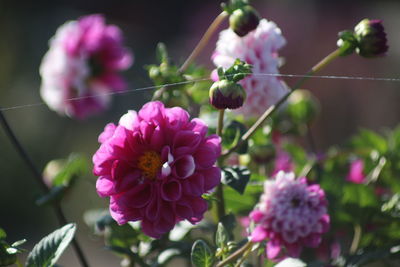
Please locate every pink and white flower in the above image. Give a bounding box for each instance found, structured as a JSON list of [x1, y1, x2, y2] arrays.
[[249, 172, 329, 260], [212, 19, 288, 117], [40, 14, 132, 119], [93, 101, 221, 238]]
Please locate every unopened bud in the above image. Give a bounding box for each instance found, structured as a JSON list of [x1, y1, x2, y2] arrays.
[[209, 80, 246, 109], [229, 5, 260, 37], [354, 19, 388, 58]]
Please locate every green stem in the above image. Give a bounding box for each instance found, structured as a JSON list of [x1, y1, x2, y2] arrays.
[[216, 241, 253, 267], [222, 48, 342, 157], [179, 11, 228, 73], [215, 109, 226, 221], [350, 224, 362, 254]]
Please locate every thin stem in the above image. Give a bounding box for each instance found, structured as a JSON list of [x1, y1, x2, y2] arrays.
[[350, 224, 362, 254], [223, 48, 342, 157], [306, 124, 323, 181], [179, 11, 228, 73], [215, 109, 226, 221], [0, 110, 90, 267], [216, 240, 253, 267]]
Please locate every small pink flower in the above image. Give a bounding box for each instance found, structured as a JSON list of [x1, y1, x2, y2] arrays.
[[249, 172, 329, 260], [212, 19, 288, 117], [93, 101, 221, 238], [346, 159, 365, 184], [40, 14, 132, 119]]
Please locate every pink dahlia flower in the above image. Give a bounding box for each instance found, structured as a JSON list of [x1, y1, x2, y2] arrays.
[[249, 171, 329, 260], [40, 14, 133, 119], [212, 19, 289, 117], [346, 159, 365, 184], [93, 101, 221, 238]]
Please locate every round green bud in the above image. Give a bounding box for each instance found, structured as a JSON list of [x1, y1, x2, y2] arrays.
[[354, 19, 388, 58], [229, 5, 260, 37], [209, 79, 246, 110]]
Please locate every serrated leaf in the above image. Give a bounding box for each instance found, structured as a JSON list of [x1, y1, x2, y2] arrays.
[[26, 223, 76, 267], [215, 223, 229, 249], [191, 240, 214, 267], [221, 166, 251, 194]]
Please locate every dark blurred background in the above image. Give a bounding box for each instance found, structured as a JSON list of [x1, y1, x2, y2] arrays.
[[1, 0, 399, 265]]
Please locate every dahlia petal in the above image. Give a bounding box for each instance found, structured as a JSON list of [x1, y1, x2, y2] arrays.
[[173, 131, 201, 156], [139, 101, 165, 124], [251, 226, 268, 242], [109, 205, 142, 225], [173, 155, 195, 179], [202, 167, 222, 191], [161, 179, 182, 201], [149, 126, 165, 151], [141, 219, 162, 239], [186, 118, 208, 137], [249, 209, 264, 223], [285, 243, 302, 258], [146, 190, 161, 221], [98, 123, 117, 143], [194, 146, 217, 169], [165, 106, 190, 129], [96, 176, 116, 197], [175, 202, 194, 220], [119, 110, 138, 131], [183, 173, 205, 196], [266, 239, 282, 259]]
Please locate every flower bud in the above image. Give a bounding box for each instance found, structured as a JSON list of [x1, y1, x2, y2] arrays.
[[229, 5, 260, 37], [354, 19, 388, 58], [209, 79, 246, 109]]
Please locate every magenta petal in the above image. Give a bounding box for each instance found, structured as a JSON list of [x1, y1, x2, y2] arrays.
[[173, 155, 195, 179], [96, 176, 115, 197], [184, 173, 205, 196], [117, 183, 152, 209], [161, 179, 182, 201], [202, 167, 222, 191], [194, 146, 217, 169], [98, 123, 116, 143], [109, 206, 142, 225], [141, 219, 162, 239], [251, 225, 268, 242], [266, 239, 282, 259], [173, 131, 201, 156], [146, 191, 161, 221], [186, 118, 208, 137], [285, 243, 302, 258], [175, 202, 194, 220], [150, 126, 165, 151], [138, 101, 165, 124], [249, 210, 264, 223], [165, 106, 189, 129]]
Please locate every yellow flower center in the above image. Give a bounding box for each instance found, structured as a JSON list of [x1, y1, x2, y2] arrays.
[[137, 151, 162, 179]]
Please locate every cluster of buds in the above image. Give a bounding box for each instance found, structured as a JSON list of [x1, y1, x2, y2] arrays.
[[337, 18, 388, 58], [222, 0, 260, 37], [209, 59, 252, 109]]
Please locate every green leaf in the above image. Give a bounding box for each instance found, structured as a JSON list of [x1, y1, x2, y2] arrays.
[[224, 184, 263, 215], [351, 129, 387, 154], [52, 154, 87, 187], [221, 166, 251, 194], [26, 223, 76, 267], [191, 240, 214, 267], [342, 183, 379, 208], [0, 228, 6, 240], [215, 223, 229, 249]]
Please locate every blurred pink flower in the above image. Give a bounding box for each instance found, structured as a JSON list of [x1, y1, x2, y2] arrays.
[[212, 19, 288, 117], [346, 159, 365, 184], [40, 14, 132, 119], [93, 101, 221, 238], [249, 171, 329, 260]]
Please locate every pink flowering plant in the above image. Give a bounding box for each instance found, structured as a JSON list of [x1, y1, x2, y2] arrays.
[[3, 1, 400, 267]]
